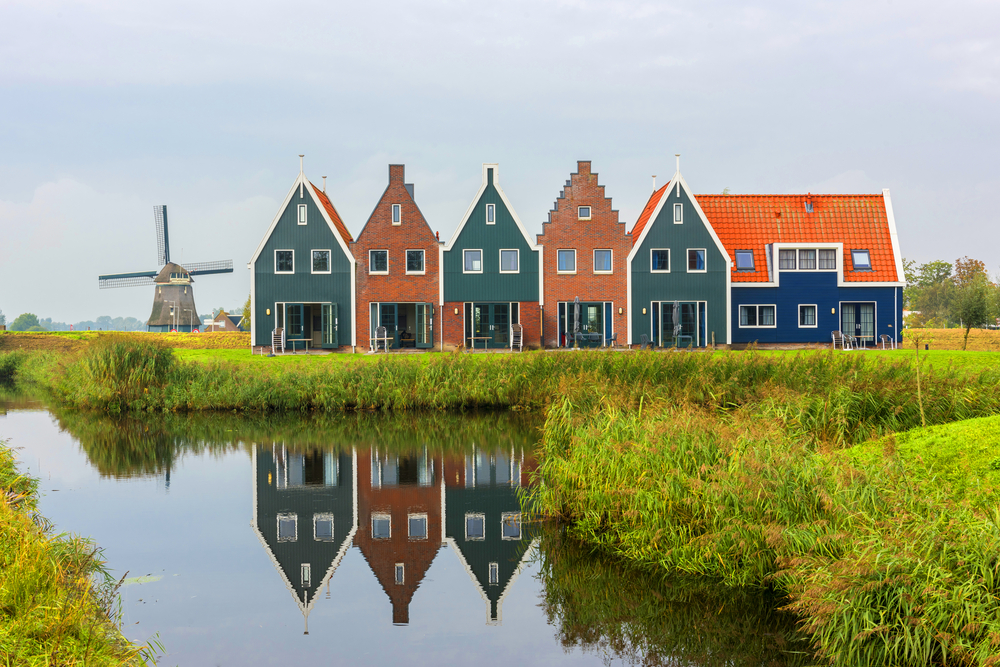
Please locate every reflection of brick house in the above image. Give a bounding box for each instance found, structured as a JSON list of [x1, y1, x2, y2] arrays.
[[354, 449, 443, 625], [537, 161, 630, 348]]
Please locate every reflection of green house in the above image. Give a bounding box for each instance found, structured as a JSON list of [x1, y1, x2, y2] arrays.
[[444, 447, 537, 624], [252, 445, 357, 632]]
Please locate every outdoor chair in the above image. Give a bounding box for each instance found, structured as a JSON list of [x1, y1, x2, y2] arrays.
[[880, 334, 897, 350], [511, 324, 523, 352], [373, 326, 391, 353], [271, 327, 285, 355], [605, 332, 619, 349], [639, 334, 654, 350], [831, 330, 851, 350]]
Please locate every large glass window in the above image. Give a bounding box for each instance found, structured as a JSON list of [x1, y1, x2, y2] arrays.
[[313, 514, 334, 542], [312, 250, 330, 273], [687, 249, 706, 272], [778, 249, 796, 270], [651, 249, 670, 272], [799, 305, 817, 327], [500, 249, 519, 273], [799, 249, 817, 270], [594, 249, 612, 273], [372, 514, 391, 539], [277, 514, 297, 542], [501, 512, 521, 540], [406, 250, 424, 273], [851, 250, 872, 270], [557, 249, 576, 272], [739, 305, 776, 327], [369, 250, 388, 273], [464, 250, 482, 272], [275, 250, 294, 273], [819, 249, 837, 269], [465, 513, 485, 541], [735, 250, 754, 270], [408, 514, 428, 540]]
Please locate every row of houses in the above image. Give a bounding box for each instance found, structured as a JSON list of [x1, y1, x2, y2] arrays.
[[249, 158, 905, 351]]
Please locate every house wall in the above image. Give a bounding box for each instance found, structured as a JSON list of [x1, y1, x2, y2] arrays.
[[731, 273, 904, 344], [630, 186, 728, 345], [353, 165, 441, 349], [537, 161, 630, 347], [253, 186, 353, 347]]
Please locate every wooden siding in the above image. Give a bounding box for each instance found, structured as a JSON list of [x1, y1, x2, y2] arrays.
[[253, 187, 353, 346], [630, 186, 728, 345]]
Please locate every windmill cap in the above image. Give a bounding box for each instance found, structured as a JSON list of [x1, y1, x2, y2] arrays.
[[154, 262, 193, 284]]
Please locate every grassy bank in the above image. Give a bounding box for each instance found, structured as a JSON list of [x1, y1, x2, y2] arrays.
[[0, 441, 154, 665]]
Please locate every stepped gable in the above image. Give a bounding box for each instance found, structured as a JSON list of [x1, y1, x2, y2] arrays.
[[311, 183, 354, 243], [696, 193, 897, 283], [629, 183, 670, 246]]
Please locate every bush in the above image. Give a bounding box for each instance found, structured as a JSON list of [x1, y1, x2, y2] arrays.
[[57, 335, 175, 413]]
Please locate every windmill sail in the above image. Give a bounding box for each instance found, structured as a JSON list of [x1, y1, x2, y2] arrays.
[[155, 205, 171, 266], [98, 271, 158, 289], [185, 260, 234, 276]]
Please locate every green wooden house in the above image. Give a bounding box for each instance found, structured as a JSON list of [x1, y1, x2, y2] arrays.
[[627, 160, 731, 347], [249, 160, 355, 351], [440, 164, 542, 350]]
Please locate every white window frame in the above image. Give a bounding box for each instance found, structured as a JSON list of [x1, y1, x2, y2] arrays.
[[738, 304, 777, 328], [798, 304, 818, 328], [818, 248, 838, 270], [593, 249, 613, 274], [650, 248, 671, 273], [313, 513, 335, 542], [851, 249, 872, 271], [557, 249, 577, 274], [301, 563, 311, 587], [687, 248, 707, 273], [778, 249, 797, 270], [499, 248, 520, 274], [405, 249, 425, 275], [311, 249, 331, 275], [277, 513, 298, 542], [372, 513, 391, 540], [489, 562, 499, 585], [407, 513, 428, 540], [274, 249, 294, 275], [463, 249, 483, 274], [369, 249, 389, 275], [578, 205, 592, 220], [391, 203, 401, 226], [395, 563, 405, 585], [798, 249, 817, 270], [465, 512, 486, 541], [673, 203, 683, 224], [486, 203, 496, 225], [501, 512, 522, 541], [297, 204, 307, 225], [734, 250, 755, 271]]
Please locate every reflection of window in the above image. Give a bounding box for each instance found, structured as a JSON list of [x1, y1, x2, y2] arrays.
[[651, 249, 670, 272], [406, 250, 424, 274], [408, 514, 428, 540], [314, 514, 334, 542], [557, 249, 576, 273], [851, 250, 871, 270], [739, 305, 776, 328], [593, 249, 612, 273], [735, 250, 754, 270], [277, 513, 297, 542], [799, 249, 816, 270], [372, 514, 391, 539], [819, 249, 837, 270], [501, 512, 521, 540], [500, 249, 519, 273], [312, 250, 330, 274], [465, 513, 485, 541], [275, 250, 294, 274], [489, 562, 499, 585], [392, 204, 401, 225], [464, 250, 482, 273], [486, 204, 495, 224], [578, 206, 591, 220], [301, 563, 311, 587], [687, 249, 706, 272], [395, 563, 404, 585], [799, 305, 817, 327], [370, 250, 388, 274], [779, 249, 796, 270]]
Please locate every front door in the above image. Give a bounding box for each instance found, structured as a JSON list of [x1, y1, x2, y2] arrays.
[[471, 303, 510, 349], [415, 303, 433, 348], [285, 304, 304, 339], [842, 303, 875, 345], [380, 303, 399, 348], [491, 304, 509, 347]]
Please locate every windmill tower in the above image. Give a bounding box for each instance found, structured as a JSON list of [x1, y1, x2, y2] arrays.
[[98, 205, 234, 332]]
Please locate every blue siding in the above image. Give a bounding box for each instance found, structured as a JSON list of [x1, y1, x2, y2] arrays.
[[731, 272, 903, 344]]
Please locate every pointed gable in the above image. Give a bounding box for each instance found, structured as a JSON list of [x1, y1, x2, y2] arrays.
[[311, 184, 353, 244]]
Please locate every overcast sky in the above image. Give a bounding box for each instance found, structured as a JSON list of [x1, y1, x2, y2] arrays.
[[1, 0, 997, 323]]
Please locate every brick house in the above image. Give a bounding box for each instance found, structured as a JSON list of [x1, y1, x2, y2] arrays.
[[353, 165, 440, 351], [354, 448, 443, 625], [537, 161, 630, 348]]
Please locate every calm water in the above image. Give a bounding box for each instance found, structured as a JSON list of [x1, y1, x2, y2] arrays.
[[0, 398, 813, 666]]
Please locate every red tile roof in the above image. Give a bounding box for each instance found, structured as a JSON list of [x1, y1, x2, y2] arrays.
[[630, 183, 669, 247], [311, 182, 354, 243], [696, 193, 899, 283]]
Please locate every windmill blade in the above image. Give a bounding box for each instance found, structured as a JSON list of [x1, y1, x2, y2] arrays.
[[185, 260, 234, 276], [154, 205, 171, 266], [98, 271, 158, 289]]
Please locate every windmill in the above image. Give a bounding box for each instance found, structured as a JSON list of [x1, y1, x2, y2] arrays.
[[98, 205, 234, 332]]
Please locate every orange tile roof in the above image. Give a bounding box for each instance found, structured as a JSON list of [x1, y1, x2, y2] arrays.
[[696, 193, 899, 283], [311, 182, 354, 243], [630, 183, 669, 247]]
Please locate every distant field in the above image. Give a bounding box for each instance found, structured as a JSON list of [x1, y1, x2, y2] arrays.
[[901, 327, 1000, 351], [0, 330, 248, 353]]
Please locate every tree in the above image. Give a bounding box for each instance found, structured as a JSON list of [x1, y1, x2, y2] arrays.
[[9, 313, 40, 331], [241, 294, 251, 332], [905, 258, 956, 327], [0, 309, 5, 326], [951, 256, 992, 350]]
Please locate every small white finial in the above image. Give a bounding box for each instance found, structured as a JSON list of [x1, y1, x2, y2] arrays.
[[675, 154, 681, 196], [675, 154, 680, 172], [322, 176, 327, 193], [299, 155, 305, 198], [299, 155, 304, 173], [652, 175, 657, 191]]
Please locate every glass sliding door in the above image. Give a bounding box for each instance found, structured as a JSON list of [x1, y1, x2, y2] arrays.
[[415, 303, 433, 348], [842, 303, 876, 345], [285, 304, 304, 338], [655, 301, 705, 347], [491, 304, 510, 347], [321, 303, 337, 348], [380, 303, 398, 348]]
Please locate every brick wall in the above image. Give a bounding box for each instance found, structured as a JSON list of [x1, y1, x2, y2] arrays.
[[536, 161, 631, 347], [352, 165, 441, 350]]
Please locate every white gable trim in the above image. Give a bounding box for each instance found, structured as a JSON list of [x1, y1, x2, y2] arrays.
[[883, 189, 905, 283]]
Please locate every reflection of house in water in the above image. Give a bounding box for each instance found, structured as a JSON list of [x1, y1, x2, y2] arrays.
[[251, 445, 357, 633], [444, 447, 537, 625], [354, 448, 443, 625]]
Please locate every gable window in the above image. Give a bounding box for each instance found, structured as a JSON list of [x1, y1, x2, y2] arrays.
[[275, 250, 294, 274], [739, 305, 776, 328], [557, 249, 576, 273], [486, 203, 495, 225], [298, 204, 307, 225], [277, 513, 297, 542], [313, 514, 334, 542], [674, 203, 683, 224], [578, 206, 591, 220], [735, 250, 755, 270], [501, 512, 522, 540], [778, 249, 797, 270], [392, 204, 401, 225], [651, 249, 670, 272], [301, 563, 311, 588], [465, 513, 485, 541], [372, 513, 391, 539], [819, 249, 837, 270], [594, 249, 612, 273], [799, 249, 817, 270], [369, 250, 388, 274], [464, 249, 483, 273], [395, 564, 405, 585], [405, 249, 425, 274], [312, 250, 331, 274], [489, 562, 499, 585], [799, 304, 817, 327], [851, 249, 872, 270], [687, 248, 706, 272], [500, 249, 519, 273], [408, 514, 428, 540]]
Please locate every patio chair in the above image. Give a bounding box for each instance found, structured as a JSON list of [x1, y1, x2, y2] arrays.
[[511, 324, 523, 352], [831, 330, 851, 350], [373, 326, 390, 353], [879, 334, 897, 350], [271, 327, 285, 355], [639, 334, 654, 350], [605, 332, 619, 349]]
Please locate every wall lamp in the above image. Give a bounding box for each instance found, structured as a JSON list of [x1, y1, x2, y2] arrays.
[[266, 308, 271, 316], [454, 307, 459, 315], [618, 307, 623, 315], [642, 307, 647, 315]]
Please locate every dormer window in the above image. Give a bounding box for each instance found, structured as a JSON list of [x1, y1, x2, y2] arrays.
[[578, 206, 591, 220], [735, 250, 754, 270], [804, 200, 814, 213], [392, 204, 401, 225], [674, 203, 683, 224], [486, 203, 495, 225], [778, 249, 796, 270], [851, 249, 872, 271], [298, 204, 307, 225]]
